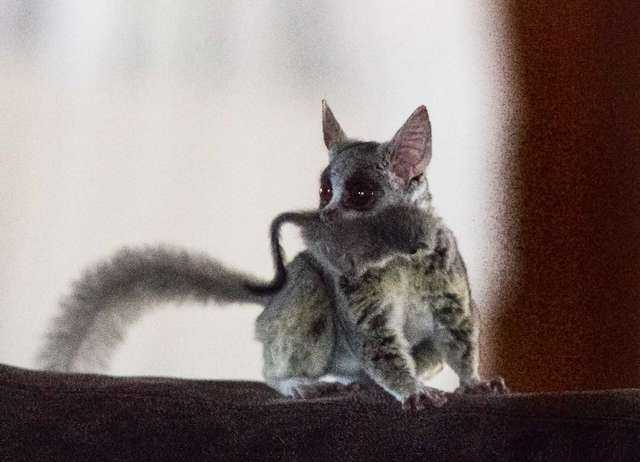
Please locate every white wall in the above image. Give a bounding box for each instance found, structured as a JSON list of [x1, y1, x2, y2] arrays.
[[0, 1, 513, 390]]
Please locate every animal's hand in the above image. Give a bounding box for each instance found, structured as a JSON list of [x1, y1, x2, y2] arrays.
[[402, 385, 448, 412]]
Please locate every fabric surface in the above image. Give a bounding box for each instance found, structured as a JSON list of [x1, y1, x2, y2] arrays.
[[1, 363, 639, 461]]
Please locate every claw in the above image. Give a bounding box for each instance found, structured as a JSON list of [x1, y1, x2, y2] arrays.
[[402, 387, 448, 412], [489, 376, 508, 393]]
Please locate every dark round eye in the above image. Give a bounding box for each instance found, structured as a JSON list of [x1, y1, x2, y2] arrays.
[[319, 178, 333, 207], [342, 180, 379, 210]]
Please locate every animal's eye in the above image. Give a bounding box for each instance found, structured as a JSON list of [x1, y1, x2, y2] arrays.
[[342, 179, 379, 210], [319, 178, 333, 207]]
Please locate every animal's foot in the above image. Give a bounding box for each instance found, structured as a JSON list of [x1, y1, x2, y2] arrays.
[[456, 377, 508, 395], [402, 386, 448, 412], [291, 382, 362, 400]]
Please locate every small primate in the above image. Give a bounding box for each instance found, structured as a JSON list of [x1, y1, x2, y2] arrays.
[[39, 102, 507, 411]]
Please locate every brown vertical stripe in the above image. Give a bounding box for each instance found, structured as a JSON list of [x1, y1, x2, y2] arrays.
[[483, 1, 640, 391]]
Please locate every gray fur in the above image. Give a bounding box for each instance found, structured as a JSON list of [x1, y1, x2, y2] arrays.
[[39, 246, 270, 372], [262, 205, 477, 401], [39, 102, 506, 407], [256, 103, 505, 403]]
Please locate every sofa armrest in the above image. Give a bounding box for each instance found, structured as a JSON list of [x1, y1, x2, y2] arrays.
[[1, 363, 639, 461]]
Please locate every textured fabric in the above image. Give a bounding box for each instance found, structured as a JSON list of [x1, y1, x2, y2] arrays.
[[1, 363, 639, 461]]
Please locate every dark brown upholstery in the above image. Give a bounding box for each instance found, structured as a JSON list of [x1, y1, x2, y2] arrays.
[[1, 363, 639, 461]]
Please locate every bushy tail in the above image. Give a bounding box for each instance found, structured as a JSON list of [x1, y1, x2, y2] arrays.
[[38, 245, 275, 373]]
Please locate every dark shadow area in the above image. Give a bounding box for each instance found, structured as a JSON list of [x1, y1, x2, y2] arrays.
[[486, 2, 640, 391]]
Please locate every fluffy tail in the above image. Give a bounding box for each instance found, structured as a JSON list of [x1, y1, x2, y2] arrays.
[[38, 245, 276, 372]]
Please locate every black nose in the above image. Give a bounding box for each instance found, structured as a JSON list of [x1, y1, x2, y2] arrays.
[[321, 208, 339, 223]]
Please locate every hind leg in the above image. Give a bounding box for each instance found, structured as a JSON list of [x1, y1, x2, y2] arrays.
[[261, 311, 346, 399], [272, 378, 361, 399], [256, 253, 340, 398]]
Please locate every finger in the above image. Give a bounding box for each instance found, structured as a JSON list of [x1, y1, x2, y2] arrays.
[[491, 377, 509, 393], [423, 391, 447, 408]]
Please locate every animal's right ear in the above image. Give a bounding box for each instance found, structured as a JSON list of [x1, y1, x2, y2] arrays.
[[322, 100, 346, 152]]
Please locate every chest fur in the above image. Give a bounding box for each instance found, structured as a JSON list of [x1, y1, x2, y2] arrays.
[[343, 255, 456, 335]]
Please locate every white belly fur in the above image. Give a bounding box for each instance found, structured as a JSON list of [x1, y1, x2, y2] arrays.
[[380, 268, 436, 347]]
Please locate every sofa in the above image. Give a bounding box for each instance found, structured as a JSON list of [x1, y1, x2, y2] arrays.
[[1, 363, 639, 461]]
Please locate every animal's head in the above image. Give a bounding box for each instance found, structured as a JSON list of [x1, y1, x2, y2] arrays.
[[318, 100, 433, 224], [297, 102, 436, 276]]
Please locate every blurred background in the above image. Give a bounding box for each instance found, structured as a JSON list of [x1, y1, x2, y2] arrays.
[[1, 1, 515, 390]]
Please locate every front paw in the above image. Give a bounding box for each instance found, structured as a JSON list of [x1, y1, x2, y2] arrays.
[[402, 386, 448, 412], [456, 377, 508, 395]]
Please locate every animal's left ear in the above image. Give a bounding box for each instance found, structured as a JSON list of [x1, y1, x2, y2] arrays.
[[389, 106, 432, 185], [322, 100, 347, 151]]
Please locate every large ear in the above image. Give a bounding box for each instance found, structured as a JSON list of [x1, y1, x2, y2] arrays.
[[322, 100, 346, 151], [388, 106, 432, 185]]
